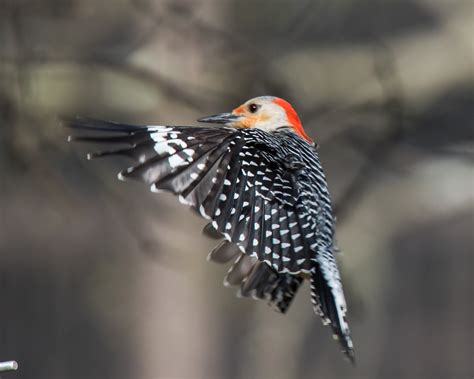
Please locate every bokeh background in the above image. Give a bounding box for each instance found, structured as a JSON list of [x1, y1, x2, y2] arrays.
[[0, 1, 473, 378]]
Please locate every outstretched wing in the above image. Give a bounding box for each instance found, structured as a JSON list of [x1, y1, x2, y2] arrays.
[[65, 118, 314, 274], [65, 117, 354, 360]]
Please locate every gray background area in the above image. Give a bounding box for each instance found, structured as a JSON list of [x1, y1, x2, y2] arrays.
[[0, 1, 473, 378]]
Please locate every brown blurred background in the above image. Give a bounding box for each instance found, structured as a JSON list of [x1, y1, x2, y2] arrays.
[[0, 1, 473, 378]]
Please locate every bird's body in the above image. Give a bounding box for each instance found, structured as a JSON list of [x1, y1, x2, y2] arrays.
[[66, 96, 354, 361]]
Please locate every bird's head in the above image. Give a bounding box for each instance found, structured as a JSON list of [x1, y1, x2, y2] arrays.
[[198, 96, 312, 143]]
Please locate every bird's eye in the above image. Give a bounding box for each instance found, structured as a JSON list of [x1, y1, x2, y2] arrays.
[[248, 103, 259, 113]]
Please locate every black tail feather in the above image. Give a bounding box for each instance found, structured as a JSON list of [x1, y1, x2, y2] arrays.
[[310, 267, 355, 363]]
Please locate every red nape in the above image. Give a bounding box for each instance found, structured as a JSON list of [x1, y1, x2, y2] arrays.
[[272, 97, 312, 143]]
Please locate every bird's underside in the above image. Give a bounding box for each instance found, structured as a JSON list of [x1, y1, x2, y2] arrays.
[[65, 117, 354, 362]]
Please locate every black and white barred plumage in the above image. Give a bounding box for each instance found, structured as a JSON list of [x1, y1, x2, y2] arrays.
[[65, 116, 354, 361]]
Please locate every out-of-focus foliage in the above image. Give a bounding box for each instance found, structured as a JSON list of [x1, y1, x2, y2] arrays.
[[0, 1, 472, 378]]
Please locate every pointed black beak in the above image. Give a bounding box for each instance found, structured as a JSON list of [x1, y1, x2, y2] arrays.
[[197, 112, 240, 124]]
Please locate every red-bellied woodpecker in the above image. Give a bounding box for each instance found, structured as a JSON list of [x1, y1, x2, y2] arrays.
[[65, 96, 355, 361]]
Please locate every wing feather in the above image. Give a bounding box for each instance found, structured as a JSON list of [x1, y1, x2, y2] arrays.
[[65, 118, 354, 360]]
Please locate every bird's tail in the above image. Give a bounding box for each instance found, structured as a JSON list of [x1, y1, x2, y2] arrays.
[[309, 248, 355, 363], [206, 230, 303, 313]]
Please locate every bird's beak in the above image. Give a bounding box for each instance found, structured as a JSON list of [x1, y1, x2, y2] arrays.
[[198, 112, 241, 125]]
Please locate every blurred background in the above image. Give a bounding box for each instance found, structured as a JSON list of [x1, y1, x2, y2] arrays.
[[0, 1, 473, 378]]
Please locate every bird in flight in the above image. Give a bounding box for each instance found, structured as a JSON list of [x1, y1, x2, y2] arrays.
[[65, 96, 354, 361]]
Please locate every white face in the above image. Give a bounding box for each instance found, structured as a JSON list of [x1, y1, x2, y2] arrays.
[[229, 96, 290, 132]]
